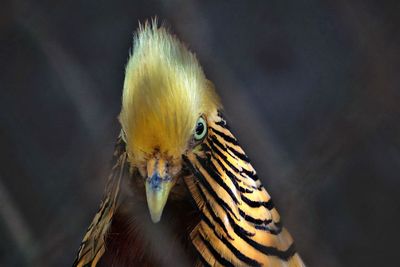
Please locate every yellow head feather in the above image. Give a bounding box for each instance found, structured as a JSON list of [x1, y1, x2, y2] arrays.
[[119, 21, 221, 163]]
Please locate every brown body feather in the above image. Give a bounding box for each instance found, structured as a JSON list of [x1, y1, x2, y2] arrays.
[[98, 187, 201, 266]]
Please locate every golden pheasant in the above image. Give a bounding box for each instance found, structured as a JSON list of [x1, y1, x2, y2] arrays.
[[73, 21, 305, 267]]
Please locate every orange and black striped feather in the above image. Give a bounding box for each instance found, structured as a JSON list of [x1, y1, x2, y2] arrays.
[[73, 134, 127, 267], [184, 111, 305, 267]]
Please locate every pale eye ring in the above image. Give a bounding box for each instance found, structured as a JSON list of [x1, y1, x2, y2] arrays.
[[194, 117, 207, 141]]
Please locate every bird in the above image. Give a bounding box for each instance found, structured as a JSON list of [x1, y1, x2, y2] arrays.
[[73, 20, 305, 267]]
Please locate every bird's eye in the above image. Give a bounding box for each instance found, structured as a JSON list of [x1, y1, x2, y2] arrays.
[[194, 117, 207, 141]]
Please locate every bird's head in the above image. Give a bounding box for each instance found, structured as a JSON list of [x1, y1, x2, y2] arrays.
[[119, 22, 221, 223]]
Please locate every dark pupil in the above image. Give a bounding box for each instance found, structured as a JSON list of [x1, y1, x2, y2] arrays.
[[196, 122, 204, 136]]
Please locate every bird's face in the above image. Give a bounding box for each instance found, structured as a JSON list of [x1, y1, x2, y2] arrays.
[[121, 112, 209, 223]]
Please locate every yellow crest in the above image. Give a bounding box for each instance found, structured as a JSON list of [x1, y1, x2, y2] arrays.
[[119, 21, 221, 161]]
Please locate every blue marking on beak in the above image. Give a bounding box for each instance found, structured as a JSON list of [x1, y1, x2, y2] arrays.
[[148, 173, 163, 191], [145, 172, 173, 223]]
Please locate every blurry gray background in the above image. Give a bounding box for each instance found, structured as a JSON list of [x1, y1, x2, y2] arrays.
[[1, 0, 399, 266]]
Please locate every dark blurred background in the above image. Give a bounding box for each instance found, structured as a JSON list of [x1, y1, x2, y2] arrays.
[[1, 0, 399, 266]]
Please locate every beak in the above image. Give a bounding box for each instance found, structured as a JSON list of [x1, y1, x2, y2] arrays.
[[145, 171, 173, 223]]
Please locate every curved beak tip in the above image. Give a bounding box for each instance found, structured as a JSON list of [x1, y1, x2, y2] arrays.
[[150, 212, 162, 223]]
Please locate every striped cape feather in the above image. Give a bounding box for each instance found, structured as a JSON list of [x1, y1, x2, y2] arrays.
[[184, 111, 305, 267], [73, 135, 127, 267]]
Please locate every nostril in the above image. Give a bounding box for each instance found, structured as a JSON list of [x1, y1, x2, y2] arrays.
[[148, 173, 162, 191]]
